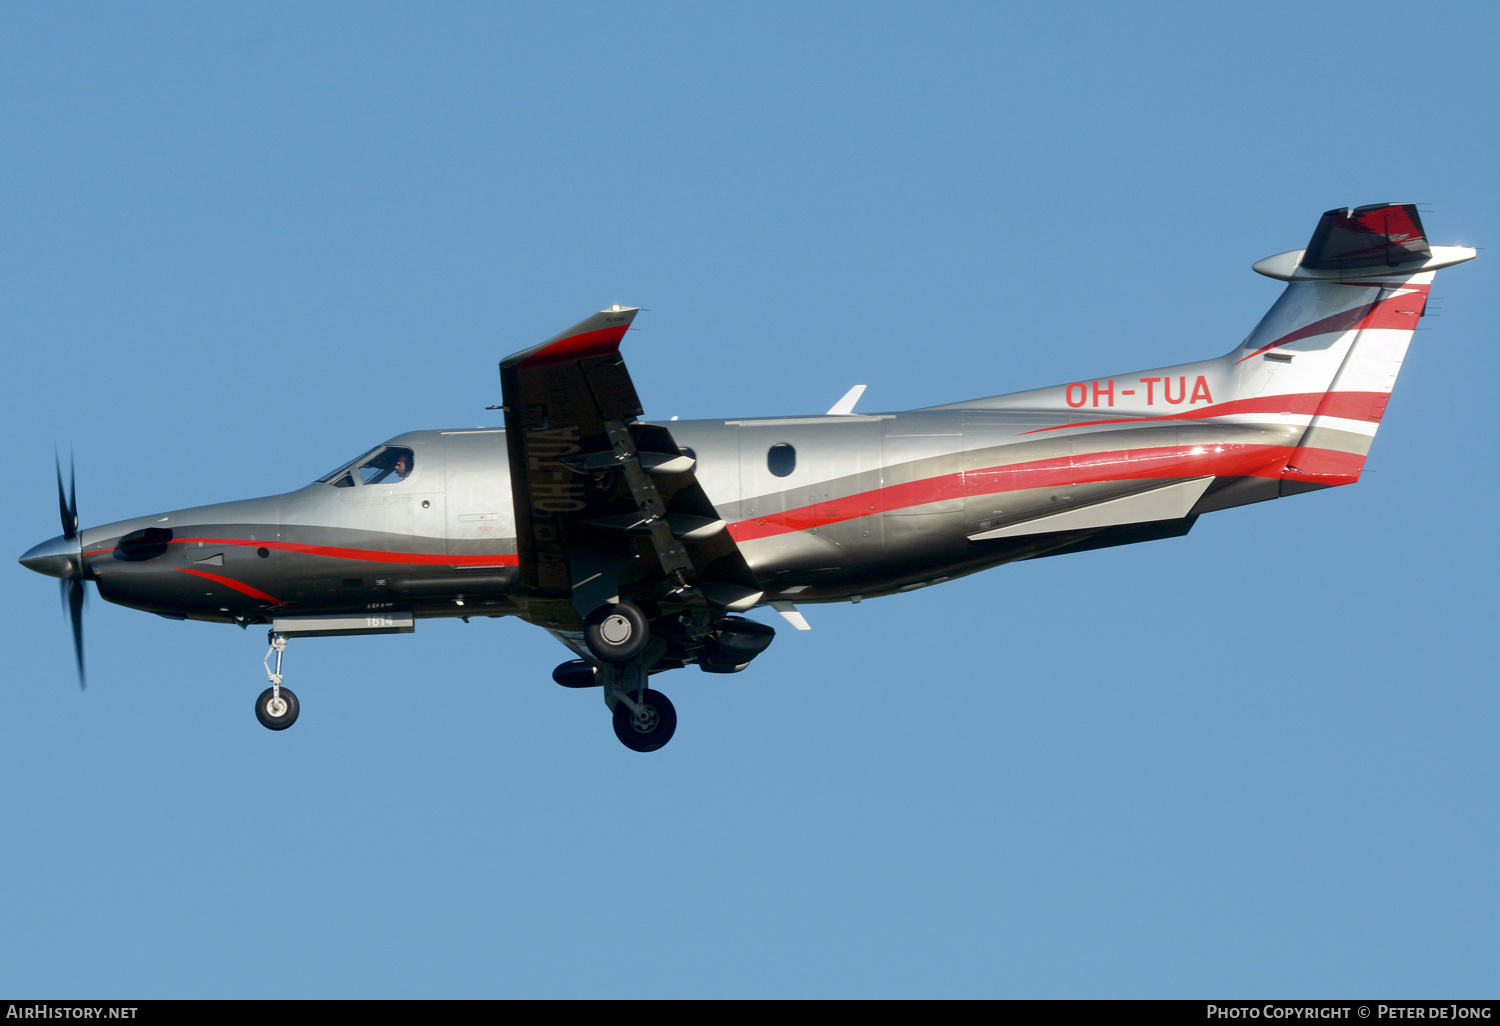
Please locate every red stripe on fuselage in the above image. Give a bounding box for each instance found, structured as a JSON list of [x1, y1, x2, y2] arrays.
[[727, 442, 1359, 543], [176, 567, 284, 604], [170, 538, 520, 566]]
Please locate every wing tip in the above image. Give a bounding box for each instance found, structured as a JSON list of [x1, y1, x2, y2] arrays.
[[501, 306, 641, 370]]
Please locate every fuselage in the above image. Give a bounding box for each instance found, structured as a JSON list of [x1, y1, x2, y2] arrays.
[[55, 374, 1309, 627]]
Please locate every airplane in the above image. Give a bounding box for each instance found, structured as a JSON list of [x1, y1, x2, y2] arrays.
[[19, 203, 1476, 752]]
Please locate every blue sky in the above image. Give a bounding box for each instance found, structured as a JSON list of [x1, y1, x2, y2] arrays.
[[2, 2, 1496, 997]]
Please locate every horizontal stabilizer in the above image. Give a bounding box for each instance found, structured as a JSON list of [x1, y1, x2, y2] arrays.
[[968, 477, 1213, 541], [1301, 203, 1430, 271]]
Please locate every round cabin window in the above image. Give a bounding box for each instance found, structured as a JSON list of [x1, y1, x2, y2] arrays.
[[767, 443, 796, 478]]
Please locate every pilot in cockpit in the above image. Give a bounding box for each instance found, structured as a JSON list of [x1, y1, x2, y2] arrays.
[[320, 445, 415, 487]]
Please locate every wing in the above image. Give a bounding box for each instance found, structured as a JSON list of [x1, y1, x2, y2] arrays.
[[499, 307, 763, 640]]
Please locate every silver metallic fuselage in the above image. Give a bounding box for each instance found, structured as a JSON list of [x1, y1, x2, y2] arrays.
[[56, 397, 1298, 626]]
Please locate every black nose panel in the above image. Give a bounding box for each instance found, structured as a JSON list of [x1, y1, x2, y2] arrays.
[[114, 527, 173, 561]]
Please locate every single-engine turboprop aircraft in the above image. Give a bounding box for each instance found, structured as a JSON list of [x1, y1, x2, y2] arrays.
[[20, 204, 1475, 751]]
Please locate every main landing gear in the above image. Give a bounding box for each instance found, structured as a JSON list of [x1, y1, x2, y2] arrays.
[[560, 600, 681, 752], [554, 657, 678, 752], [255, 632, 300, 731], [576, 597, 678, 750], [610, 684, 677, 753]]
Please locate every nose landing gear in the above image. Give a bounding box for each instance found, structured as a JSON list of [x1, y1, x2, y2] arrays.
[[255, 632, 300, 731]]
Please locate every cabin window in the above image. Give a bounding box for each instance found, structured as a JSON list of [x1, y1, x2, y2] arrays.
[[767, 443, 796, 477]]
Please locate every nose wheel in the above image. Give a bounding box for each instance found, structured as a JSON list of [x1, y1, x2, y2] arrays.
[[256, 631, 300, 731], [256, 685, 300, 730]]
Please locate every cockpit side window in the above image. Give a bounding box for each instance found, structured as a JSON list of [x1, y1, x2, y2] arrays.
[[357, 446, 415, 484], [318, 445, 416, 487], [318, 446, 381, 488]]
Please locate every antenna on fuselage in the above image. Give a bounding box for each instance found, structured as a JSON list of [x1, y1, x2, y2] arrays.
[[826, 385, 867, 416]]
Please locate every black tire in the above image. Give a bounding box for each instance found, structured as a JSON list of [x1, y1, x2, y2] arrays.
[[255, 686, 300, 731], [611, 688, 677, 752], [584, 601, 650, 664]]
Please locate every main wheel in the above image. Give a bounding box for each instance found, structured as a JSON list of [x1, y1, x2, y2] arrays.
[[255, 686, 300, 731], [612, 688, 677, 752], [584, 601, 650, 664]]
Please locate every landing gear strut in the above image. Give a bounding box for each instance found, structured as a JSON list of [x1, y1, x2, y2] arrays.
[[574, 599, 681, 750], [606, 666, 676, 752], [256, 632, 300, 731], [611, 687, 676, 752]]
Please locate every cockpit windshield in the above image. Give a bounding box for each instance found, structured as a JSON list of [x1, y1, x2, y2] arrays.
[[318, 446, 416, 488]]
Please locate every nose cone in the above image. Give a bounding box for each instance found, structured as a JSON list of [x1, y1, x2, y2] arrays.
[[20, 534, 81, 579]]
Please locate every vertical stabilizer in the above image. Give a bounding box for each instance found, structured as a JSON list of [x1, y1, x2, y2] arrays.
[[928, 203, 1474, 509], [1238, 204, 1472, 492]]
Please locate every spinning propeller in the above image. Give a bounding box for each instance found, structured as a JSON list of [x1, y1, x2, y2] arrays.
[[57, 456, 87, 688], [19, 455, 91, 688]]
